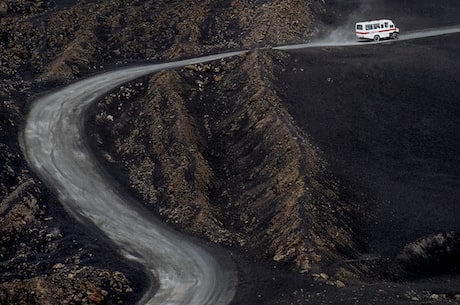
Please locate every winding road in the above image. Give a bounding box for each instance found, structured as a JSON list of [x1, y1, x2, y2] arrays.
[[20, 52, 242, 305], [20, 25, 460, 305]]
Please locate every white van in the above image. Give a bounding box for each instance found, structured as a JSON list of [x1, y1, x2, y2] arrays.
[[355, 19, 399, 41]]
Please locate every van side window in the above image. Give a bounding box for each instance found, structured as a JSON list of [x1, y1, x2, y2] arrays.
[[384, 22, 389, 28], [357, 24, 363, 30], [366, 24, 372, 31]]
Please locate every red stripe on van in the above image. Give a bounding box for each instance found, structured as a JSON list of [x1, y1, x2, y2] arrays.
[[379, 27, 398, 33]]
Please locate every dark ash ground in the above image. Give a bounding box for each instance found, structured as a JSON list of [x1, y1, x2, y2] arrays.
[[265, 36, 460, 305]]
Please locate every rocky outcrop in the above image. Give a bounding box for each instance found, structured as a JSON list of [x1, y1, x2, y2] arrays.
[[1, 0, 53, 16], [0, 176, 138, 305], [232, 0, 318, 47], [393, 232, 460, 278], [0, 266, 132, 305]]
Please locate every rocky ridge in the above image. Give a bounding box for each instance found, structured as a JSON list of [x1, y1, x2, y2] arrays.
[[87, 49, 363, 275]]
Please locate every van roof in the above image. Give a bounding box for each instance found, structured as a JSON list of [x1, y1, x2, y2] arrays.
[[356, 19, 393, 25]]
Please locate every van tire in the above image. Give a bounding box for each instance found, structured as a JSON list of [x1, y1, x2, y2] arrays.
[[373, 35, 380, 41], [391, 32, 399, 39]]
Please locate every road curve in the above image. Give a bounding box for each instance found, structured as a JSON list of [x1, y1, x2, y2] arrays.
[[20, 51, 243, 305]]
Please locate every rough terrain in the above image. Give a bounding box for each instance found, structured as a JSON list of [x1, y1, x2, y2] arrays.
[[2, 0, 460, 304]]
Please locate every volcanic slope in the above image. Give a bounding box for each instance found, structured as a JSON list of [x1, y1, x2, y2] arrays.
[[1, 0, 330, 304]]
